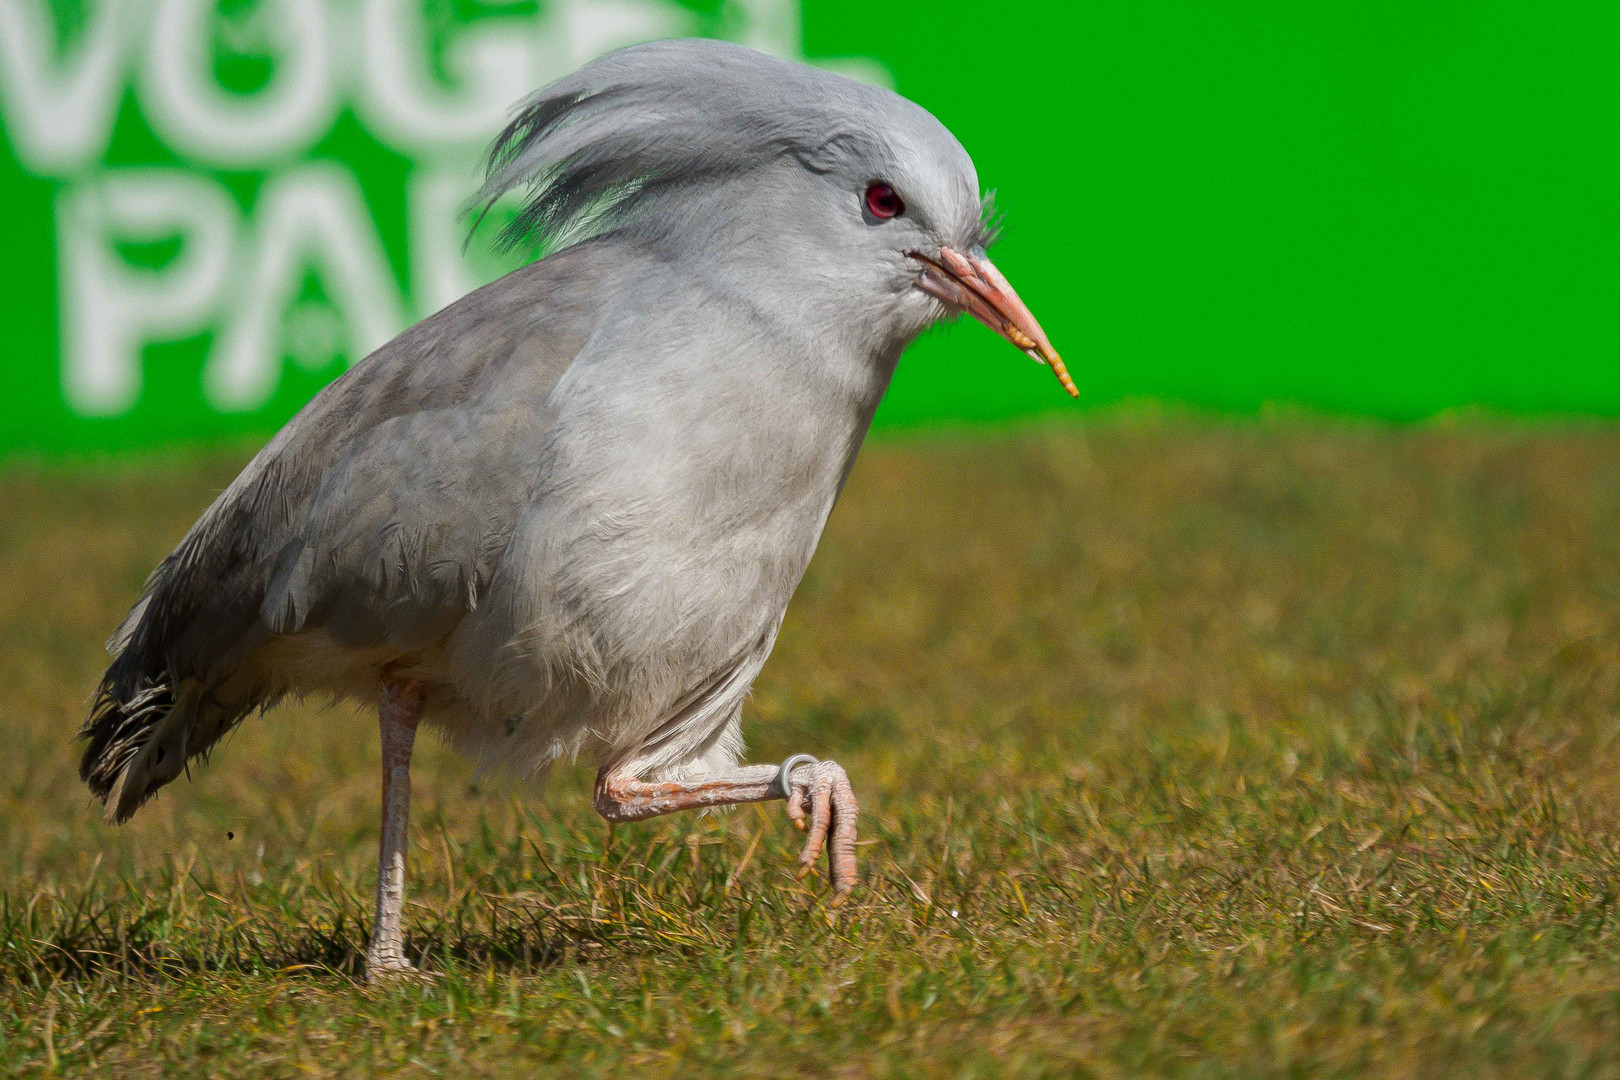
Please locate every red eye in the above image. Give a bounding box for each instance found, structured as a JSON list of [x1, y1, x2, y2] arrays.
[[864, 181, 904, 220]]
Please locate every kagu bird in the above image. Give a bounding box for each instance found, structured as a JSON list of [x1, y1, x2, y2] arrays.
[[79, 39, 1073, 978]]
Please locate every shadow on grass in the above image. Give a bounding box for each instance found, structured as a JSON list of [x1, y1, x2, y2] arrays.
[[2, 891, 578, 983], [1, 814, 790, 986]]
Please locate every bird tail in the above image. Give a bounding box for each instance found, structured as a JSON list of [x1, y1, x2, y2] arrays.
[[80, 465, 284, 824], [79, 672, 202, 824], [78, 588, 228, 825]]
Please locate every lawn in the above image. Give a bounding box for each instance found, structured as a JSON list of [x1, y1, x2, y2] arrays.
[[4, 413, 1620, 1078]]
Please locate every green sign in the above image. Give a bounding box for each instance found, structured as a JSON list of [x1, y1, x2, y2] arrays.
[[2, 2, 1617, 454]]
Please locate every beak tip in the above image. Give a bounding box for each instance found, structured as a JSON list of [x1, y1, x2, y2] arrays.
[[1048, 354, 1080, 399], [924, 245, 1079, 401]]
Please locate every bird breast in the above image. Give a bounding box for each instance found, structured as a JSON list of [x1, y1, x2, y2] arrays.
[[438, 305, 890, 759]]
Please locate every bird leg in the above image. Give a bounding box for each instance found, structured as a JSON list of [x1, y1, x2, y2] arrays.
[[365, 675, 423, 980], [593, 758, 859, 902]]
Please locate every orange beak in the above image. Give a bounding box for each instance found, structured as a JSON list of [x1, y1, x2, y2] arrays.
[[909, 246, 1077, 399]]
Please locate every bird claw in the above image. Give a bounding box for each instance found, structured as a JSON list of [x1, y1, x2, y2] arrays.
[[364, 945, 438, 984], [782, 758, 858, 901], [365, 955, 418, 984]]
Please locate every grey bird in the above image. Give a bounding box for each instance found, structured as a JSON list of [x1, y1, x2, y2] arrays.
[[78, 38, 1073, 978]]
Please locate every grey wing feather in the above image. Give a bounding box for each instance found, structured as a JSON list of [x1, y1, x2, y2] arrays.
[[83, 241, 613, 819], [174, 248, 600, 661]]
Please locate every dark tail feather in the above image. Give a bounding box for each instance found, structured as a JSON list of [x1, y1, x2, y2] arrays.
[[79, 671, 199, 824], [79, 678, 169, 800], [81, 482, 278, 822]]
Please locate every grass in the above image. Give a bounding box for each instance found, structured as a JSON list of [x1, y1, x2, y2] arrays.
[[4, 411, 1620, 1077]]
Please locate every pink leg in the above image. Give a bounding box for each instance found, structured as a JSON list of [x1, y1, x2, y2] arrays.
[[594, 758, 859, 903], [366, 676, 423, 980]]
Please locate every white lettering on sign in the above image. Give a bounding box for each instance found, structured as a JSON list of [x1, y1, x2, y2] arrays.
[[356, 0, 554, 153], [408, 165, 486, 318], [0, 0, 131, 172], [142, 0, 339, 167], [551, 0, 693, 70], [0, 0, 888, 418], [58, 170, 239, 414], [207, 165, 406, 410]]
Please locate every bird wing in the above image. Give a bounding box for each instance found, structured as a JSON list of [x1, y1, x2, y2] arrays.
[[116, 242, 612, 686]]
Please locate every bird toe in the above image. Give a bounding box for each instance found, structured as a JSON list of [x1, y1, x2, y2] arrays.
[[786, 760, 859, 899]]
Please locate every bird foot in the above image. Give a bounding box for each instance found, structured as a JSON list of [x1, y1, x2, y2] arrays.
[[783, 758, 859, 903], [364, 947, 428, 984]]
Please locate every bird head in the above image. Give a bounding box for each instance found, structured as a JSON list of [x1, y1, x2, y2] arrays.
[[472, 39, 1075, 399]]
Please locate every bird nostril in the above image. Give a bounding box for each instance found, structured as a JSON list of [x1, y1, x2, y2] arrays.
[[864, 182, 904, 220]]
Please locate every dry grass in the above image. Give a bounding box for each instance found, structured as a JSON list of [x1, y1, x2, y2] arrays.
[[4, 411, 1620, 1077]]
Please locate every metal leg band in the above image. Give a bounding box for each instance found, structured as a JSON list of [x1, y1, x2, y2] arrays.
[[776, 754, 819, 800]]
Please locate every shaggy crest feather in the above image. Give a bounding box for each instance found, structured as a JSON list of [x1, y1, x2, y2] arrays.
[[469, 39, 997, 256]]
